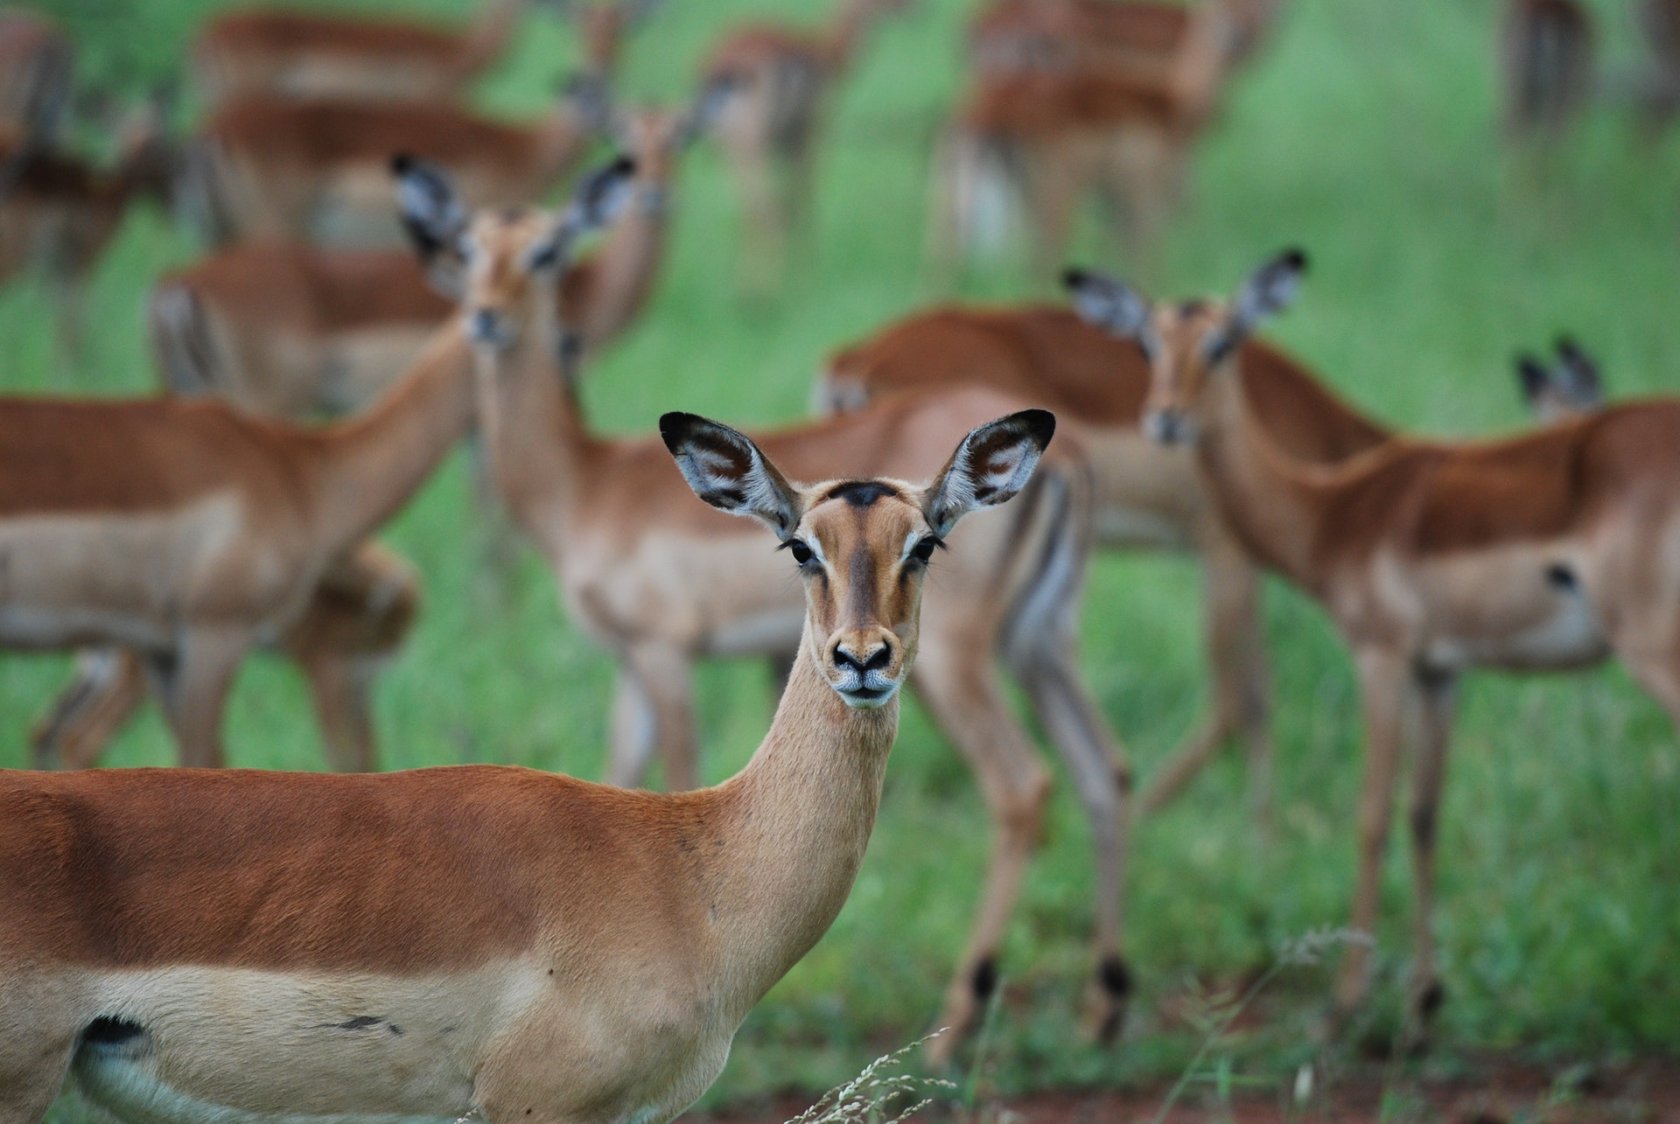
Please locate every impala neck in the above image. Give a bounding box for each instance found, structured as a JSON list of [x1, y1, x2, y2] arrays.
[[473, 283, 598, 562], [308, 322, 476, 550], [1170, 2, 1235, 125], [1195, 365, 1336, 594], [458, 0, 524, 75], [706, 622, 898, 1018]]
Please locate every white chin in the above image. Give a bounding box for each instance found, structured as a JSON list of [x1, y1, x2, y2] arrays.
[[837, 684, 898, 709]]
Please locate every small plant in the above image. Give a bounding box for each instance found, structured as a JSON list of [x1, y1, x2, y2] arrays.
[[786, 1033, 958, 1124]]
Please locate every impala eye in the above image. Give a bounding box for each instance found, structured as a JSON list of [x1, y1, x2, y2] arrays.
[[781, 539, 815, 568], [910, 536, 944, 565]]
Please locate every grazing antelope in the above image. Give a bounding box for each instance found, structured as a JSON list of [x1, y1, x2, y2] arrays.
[[0, 407, 1051, 1124], [700, 0, 909, 289], [155, 87, 721, 419], [0, 7, 70, 136], [192, 79, 601, 245], [30, 540, 419, 773], [0, 155, 626, 769], [934, 0, 1234, 280], [0, 97, 176, 352], [1501, 0, 1595, 141], [400, 159, 1135, 1060], [1067, 251, 1680, 1037], [819, 303, 1389, 818], [1517, 336, 1604, 423]]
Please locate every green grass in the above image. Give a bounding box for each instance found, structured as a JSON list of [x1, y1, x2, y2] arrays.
[[8, 0, 1680, 1117]]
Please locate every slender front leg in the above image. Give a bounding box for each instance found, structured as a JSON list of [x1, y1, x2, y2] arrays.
[[1333, 645, 1411, 1020], [1014, 634, 1134, 1044], [30, 648, 147, 769], [1139, 531, 1273, 827], [1405, 669, 1457, 1045], [150, 628, 251, 769], [607, 643, 698, 791], [301, 653, 380, 772], [910, 648, 1052, 1068]]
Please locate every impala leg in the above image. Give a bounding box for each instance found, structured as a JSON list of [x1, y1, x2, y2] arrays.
[[300, 653, 379, 772], [727, 142, 787, 296], [1013, 634, 1134, 1044], [1333, 646, 1410, 1023], [1139, 538, 1273, 826], [149, 630, 250, 769], [910, 650, 1052, 1067], [607, 644, 699, 792], [1404, 669, 1457, 1047], [0, 989, 76, 1123], [30, 648, 146, 770], [1021, 160, 1078, 288]]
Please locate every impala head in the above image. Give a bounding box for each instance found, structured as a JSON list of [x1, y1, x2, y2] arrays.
[[1064, 249, 1308, 445], [394, 153, 636, 349], [661, 410, 1055, 708], [1517, 336, 1604, 423], [574, 76, 736, 185]]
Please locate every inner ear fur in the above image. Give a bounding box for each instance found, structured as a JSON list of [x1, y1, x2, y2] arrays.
[[925, 410, 1056, 535], [659, 412, 802, 535]]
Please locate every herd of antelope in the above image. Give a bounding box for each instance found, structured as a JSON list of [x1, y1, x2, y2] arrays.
[[0, 0, 1675, 1120]]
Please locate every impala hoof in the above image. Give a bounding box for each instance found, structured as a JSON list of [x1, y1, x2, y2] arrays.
[[1080, 955, 1131, 1044]]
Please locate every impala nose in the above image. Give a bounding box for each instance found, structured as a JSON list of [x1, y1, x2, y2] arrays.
[[470, 309, 505, 345], [833, 641, 892, 675], [1143, 408, 1189, 445]]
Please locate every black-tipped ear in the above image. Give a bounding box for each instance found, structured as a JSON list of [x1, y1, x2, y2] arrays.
[[925, 409, 1055, 535], [1062, 266, 1153, 342], [1233, 248, 1307, 325], [570, 154, 638, 230], [679, 74, 739, 147], [1554, 335, 1604, 407], [1516, 353, 1551, 406], [393, 154, 468, 265], [660, 412, 802, 535]]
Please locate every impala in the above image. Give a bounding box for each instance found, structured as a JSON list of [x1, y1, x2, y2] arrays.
[[400, 161, 1134, 1060], [968, 0, 1282, 78], [1517, 336, 1603, 422], [0, 402, 1051, 1123], [933, 0, 1235, 279], [157, 85, 720, 418], [193, 0, 660, 106], [0, 97, 176, 351], [30, 540, 419, 773], [1068, 251, 1680, 1037], [818, 301, 1389, 818], [0, 154, 628, 769], [192, 78, 602, 245], [700, 0, 909, 289], [0, 7, 70, 136], [1501, 0, 1595, 141]]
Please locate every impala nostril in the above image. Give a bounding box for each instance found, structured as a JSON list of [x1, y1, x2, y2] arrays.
[[862, 644, 892, 672], [471, 310, 500, 341]]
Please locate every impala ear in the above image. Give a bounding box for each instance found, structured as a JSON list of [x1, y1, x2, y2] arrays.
[[1516, 352, 1551, 410], [924, 410, 1055, 536], [1207, 247, 1306, 362], [562, 71, 618, 139], [660, 412, 802, 535], [678, 74, 738, 147], [1554, 336, 1604, 409], [1063, 267, 1152, 340], [526, 154, 637, 272], [393, 154, 468, 262]]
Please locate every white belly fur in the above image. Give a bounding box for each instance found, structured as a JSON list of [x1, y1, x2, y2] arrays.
[[70, 963, 529, 1122]]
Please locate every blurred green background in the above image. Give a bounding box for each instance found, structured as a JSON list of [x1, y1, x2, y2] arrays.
[[5, 0, 1680, 1116]]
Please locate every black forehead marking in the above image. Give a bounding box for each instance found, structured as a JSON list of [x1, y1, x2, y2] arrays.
[[822, 480, 903, 508], [1178, 298, 1209, 316]]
